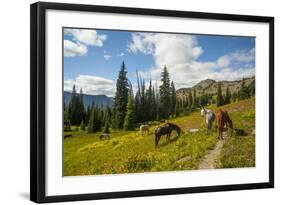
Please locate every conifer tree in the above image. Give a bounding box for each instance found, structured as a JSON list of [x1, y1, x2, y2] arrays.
[[225, 87, 231, 104], [134, 90, 140, 123], [93, 105, 102, 132], [146, 80, 153, 121], [239, 79, 250, 100], [87, 103, 103, 133], [159, 65, 171, 119], [135, 70, 142, 123], [104, 106, 112, 127], [170, 81, 177, 117], [80, 120, 86, 131], [193, 89, 197, 107], [134, 71, 147, 123], [140, 78, 146, 122], [103, 112, 110, 134], [67, 85, 82, 125], [112, 61, 129, 129], [217, 82, 223, 106], [248, 79, 255, 96], [87, 103, 95, 133], [124, 86, 135, 131], [188, 90, 193, 109], [151, 86, 157, 121], [199, 94, 208, 107], [79, 88, 85, 123], [184, 95, 188, 108], [155, 84, 160, 121], [85, 105, 91, 125]]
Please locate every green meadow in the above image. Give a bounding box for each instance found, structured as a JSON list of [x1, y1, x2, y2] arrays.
[[64, 98, 255, 176]]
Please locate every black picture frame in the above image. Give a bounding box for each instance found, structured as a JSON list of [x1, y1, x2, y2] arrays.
[[30, 2, 274, 203]]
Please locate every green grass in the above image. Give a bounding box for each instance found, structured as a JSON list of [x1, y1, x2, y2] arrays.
[[219, 135, 255, 168], [64, 97, 255, 176], [218, 98, 255, 168]]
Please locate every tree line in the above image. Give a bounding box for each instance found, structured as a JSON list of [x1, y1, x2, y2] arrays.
[[64, 61, 255, 133], [111, 62, 178, 131], [64, 62, 177, 132], [216, 78, 255, 106]]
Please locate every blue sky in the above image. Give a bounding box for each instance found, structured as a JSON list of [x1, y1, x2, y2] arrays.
[[64, 28, 255, 96]]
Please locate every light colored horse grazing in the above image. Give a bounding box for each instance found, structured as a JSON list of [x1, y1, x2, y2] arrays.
[[140, 124, 150, 136], [200, 107, 215, 134]]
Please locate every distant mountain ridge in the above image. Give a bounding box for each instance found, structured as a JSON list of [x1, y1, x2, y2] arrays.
[[176, 76, 255, 98], [64, 91, 113, 108]]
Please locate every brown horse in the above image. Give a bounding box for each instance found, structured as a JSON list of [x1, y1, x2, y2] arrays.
[[216, 109, 233, 140], [154, 123, 181, 147]]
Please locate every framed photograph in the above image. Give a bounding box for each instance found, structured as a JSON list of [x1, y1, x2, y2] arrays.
[[30, 2, 274, 203]]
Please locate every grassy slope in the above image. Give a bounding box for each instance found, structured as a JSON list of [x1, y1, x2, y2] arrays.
[[218, 98, 255, 168], [64, 97, 255, 176]]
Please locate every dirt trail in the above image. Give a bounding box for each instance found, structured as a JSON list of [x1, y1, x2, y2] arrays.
[[198, 139, 224, 169]]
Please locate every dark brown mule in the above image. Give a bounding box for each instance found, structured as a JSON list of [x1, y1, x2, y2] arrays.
[[155, 123, 181, 147], [216, 109, 233, 140]]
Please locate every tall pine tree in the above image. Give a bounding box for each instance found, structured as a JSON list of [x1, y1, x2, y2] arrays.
[[94, 105, 103, 132], [112, 61, 129, 129], [188, 90, 193, 109], [134, 89, 141, 123], [239, 79, 250, 100], [87, 103, 95, 133], [151, 86, 157, 121], [159, 65, 171, 119], [79, 88, 85, 123], [67, 85, 83, 125], [146, 80, 153, 121], [124, 85, 135, 130], [140, 78, 146, 122], [216, 82, 223, 106], [193, 89, 197, 107], [103, 112, 110, 133], [85, 105, 91, 125], [225, 87, 231, 104], [170, 81, 176, 117]]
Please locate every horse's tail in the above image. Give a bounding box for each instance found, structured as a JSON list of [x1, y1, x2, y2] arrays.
[[155, 133, 159, 147]]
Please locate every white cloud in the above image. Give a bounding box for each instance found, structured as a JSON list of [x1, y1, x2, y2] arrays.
[[128, 32, 255, 88], [207, 67, 255, 82], [64, 40, 87, 57], [64, 75, 115, 97], [128, 33, 203, 61], [104, 54, 112, 60], [128, 33, 156, 55], [64, 29, 107, 57], [118, 52, 125, 57], [65, 29, 107, 46], [217, 48, 255, 68], [217, 56, 230, 67]]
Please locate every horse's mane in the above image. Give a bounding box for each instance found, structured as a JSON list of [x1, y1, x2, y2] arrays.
[[167, 122, 181, 130], [205, 108, 214, 113]]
